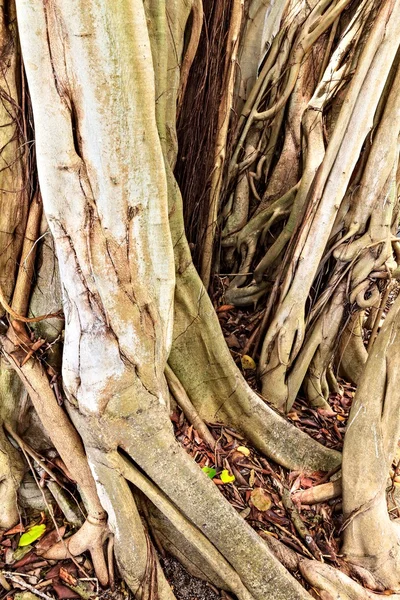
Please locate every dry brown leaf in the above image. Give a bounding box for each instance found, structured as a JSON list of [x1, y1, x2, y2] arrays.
[[249, 469, 256, 487], [250, 487, 272, 511], [217, 304, 235, 313], [36, 526, 66, 554], [4, 523, 25, 536]]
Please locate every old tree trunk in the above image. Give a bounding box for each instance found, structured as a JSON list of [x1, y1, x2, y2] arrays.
[[1, 0, 400, 598]]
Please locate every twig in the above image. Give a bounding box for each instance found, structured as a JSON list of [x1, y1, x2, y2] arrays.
[[2, 572, 56, 600]]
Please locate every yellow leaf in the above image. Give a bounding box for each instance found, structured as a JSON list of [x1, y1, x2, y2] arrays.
[[237, 446, 250, 457], [220, 469, 235, 484], [337, 414, 346, 422], [287, 411, 299, 421], [250, 488, 272, 511], [241, 355, 256, 370], [249, 469, 256, 487]]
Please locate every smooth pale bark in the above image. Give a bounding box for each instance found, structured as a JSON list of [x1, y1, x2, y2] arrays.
[[5, 0, 400, 598], [341, 292, 400, 589], [14, 1, 318, 598]]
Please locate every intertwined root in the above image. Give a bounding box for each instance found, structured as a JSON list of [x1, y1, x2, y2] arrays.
[[340, 293, 400, 590], [68, 397, 312, 600], [300, 560, 400, 600], [218, 0, 400, 413]]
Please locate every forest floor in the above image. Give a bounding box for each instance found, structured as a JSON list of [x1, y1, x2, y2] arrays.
[[1, 282, 399, 600]]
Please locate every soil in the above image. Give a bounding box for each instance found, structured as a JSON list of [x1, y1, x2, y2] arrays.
[[162, 556, 221, 600]]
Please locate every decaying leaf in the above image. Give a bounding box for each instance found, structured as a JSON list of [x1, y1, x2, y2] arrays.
[[5, 523, 25, 536], [241, 355, 256, 370], [36, 526, 66, 554], [250, 487, 272, 511]]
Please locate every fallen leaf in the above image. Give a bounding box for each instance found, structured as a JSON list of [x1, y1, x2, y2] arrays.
[[5, 524, 25, 536], [250, 487, 272, 511], [287, 411, 299, 421], [226, 333, 241, 349], [249, 469, 256, 487], [317, 408, 336, 417], [1, 539, 12, 547], [13, 545, 33, 561], [220, 469, 235, 484], [202, 466, 216, 479], [13, 552, 40, 569], [236, 446, 250, 457], [36, 526, 65, 554], [18, 524, 46, 547], [217, 304, 235, 313], [241, 355, 256, 370]]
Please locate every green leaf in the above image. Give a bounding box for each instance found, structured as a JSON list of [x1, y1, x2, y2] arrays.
[[220, 469, 235, 484], [202, 466, 216, 479], [13, 546, 33, 561], [18, 524, 46, 547]]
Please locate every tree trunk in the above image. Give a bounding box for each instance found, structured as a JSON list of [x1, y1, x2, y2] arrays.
[[1, 0, 400, 598]]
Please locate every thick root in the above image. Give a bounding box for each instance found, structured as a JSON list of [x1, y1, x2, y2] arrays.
[[0, 363, 26, 528], [341, 293, 400, 589], [300, 559, 400, 600], [167, 169, 340, 470], [168, 259, 340, 471], [43, 518, 109, 586], [0, 426, 25, 528], [68, 397, 313, 600]]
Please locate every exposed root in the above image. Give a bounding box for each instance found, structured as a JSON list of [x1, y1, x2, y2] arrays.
[[336, 311, 367, 386], [43, 517, 109, 587], [292, 478, 342, 505], [117, 453, 254, 600], [70, 404, 313, 600], [258, 1, 400, 407], [0, 424, 24, 528], [300, 559, 400, 600], [169, 255, 341, 471], [341, 293, 400, 589], [0, 334, 109, 584]]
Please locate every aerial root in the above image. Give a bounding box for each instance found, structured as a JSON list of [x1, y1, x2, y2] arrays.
[[43, 517, 110, 586]]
